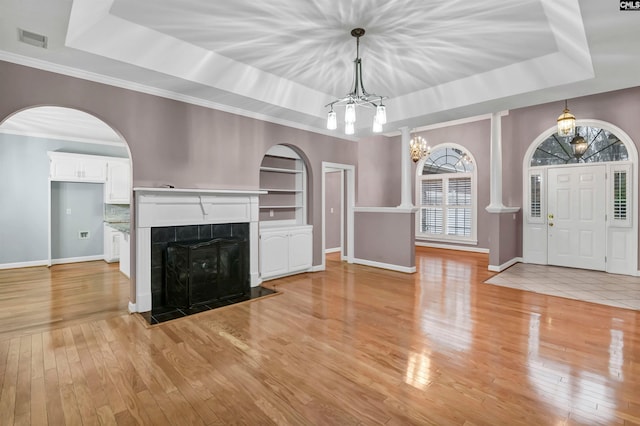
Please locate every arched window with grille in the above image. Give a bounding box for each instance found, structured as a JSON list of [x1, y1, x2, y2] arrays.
[[416, 144, 477, 244]]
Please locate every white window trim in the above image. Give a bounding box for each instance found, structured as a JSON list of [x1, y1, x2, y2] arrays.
[[415, 143, 478, 245]]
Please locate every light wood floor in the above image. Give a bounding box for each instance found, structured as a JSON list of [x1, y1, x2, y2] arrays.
[[1, 248, 640, 425]]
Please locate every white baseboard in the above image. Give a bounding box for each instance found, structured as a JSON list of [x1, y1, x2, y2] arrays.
[[0, 255, 106, 269], [488, 257, 522, 272], [0, 259, 48, 270], [415, 241, 489, 254], [51, 255, 105, 265], [325, 247, 341, 254], [128, 302, 137, 313], [352, 258, 416, 274], [311, 264, 325, 272]]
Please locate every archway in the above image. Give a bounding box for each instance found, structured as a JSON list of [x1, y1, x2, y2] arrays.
[[0, 106, 134, 315], [522, 119, 638, 275]]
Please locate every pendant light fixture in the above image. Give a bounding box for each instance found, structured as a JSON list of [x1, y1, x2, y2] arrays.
[[325, 28, 388, 135], [557, 100, 576, 137], [570, 131, 588, 161]]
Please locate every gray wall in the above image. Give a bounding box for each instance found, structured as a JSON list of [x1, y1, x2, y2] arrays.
[[51, 182, 104, 260], [0, 132, 127, 264], [325, 171, 341, 250]]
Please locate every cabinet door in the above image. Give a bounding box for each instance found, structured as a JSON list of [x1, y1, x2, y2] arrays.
[[81, 157, 107, 181], [112, 232, 121, 258], [288, 228, 312, 272], [260, 232, 289, 279], [50, 156, 81, 180], [105, 161, 131, 203]]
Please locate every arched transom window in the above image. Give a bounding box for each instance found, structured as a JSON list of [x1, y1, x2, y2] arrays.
[[416, 146, 476, 243], [531, 126, 628, 166]]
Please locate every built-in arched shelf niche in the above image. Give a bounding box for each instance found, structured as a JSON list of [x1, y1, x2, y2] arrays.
[[259, 145, 308, 226]]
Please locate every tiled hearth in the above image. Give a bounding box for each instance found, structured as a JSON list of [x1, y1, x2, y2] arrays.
[[142, 222, 277, 324]]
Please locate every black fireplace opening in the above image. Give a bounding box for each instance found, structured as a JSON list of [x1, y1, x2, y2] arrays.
[[165, 237, 248, 309], [144, 223, 275, 324]]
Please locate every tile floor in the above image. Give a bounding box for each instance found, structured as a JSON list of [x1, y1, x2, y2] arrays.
[[485, 263, 640, 311]]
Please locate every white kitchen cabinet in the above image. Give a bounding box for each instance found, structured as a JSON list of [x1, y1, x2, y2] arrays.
[[49, 152, 107, 182], [260, 225, 312, 280], [103, 224, 121, 263], [119, 232, 130, 278], [105, 159, 131, 204]]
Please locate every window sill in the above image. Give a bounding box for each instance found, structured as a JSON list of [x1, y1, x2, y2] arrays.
[[416, 235, 478, 245]]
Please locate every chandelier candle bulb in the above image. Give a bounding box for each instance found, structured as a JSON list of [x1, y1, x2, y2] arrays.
[[327, 110, 337, 130], [376, 104, 387, 125], [372, 116, 382, 133], [345, 121, 355, 135], [345, 103, 356, 124]]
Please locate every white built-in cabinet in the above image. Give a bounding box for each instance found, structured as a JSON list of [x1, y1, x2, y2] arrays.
[[259, 225, 313, 280], [49, 152, 107, 182], [103, 223, 121, 263], [105, 158, 131, 204], [119, 232, 130, 277], [259, 145, 313, 280]]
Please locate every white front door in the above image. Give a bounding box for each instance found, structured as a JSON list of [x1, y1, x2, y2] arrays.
[[547, 165, 606, 270]]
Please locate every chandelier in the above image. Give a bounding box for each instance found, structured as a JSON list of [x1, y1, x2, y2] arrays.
[[410, 134, 429, 162], [557, 99, 576, 137], [326, 28, 387, 135]]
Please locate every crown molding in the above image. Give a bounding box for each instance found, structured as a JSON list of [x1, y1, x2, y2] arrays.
[[0, 51, 358, 142]]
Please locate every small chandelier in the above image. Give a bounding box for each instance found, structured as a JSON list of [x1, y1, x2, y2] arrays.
[[557, 100, 576, 137], [326, 28, 387, 135], [410, 134, 429, 162]]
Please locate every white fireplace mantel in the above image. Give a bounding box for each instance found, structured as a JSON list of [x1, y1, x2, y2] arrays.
[[132, 187, 264, 313]]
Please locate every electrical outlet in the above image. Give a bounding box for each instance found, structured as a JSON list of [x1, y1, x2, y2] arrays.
[[330, 207, 334, 213], [269, 209, 274, 217], [66, 208, 72, 215], [78, 231, 90, 239]]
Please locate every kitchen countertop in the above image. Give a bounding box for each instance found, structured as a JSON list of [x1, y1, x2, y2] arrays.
[[105, 222, 130, 234]]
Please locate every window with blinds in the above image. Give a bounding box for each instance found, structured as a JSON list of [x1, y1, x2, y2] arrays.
[[419, 174, 473, 239], [530, 174, 541, 218], [613, 171, 627, 220]]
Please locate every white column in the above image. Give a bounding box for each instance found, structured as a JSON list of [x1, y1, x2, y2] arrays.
[[399, 126, 413, 208], [487, 112, 503, 211], [486, 111, 519, 213]]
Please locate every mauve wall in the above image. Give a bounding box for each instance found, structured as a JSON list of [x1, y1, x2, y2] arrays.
[[411, 119, 492, 249], [354, 211, 415, 268], [502, 86, 640, 265], [0, 60, 358, 297], [356, 135, 401, 207]]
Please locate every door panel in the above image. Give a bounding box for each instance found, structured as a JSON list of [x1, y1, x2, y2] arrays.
[[547, 166, 606, 270]]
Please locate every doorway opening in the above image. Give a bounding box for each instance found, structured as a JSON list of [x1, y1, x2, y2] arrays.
[[0, 106, 134, 320], [321, 162, 355, 270]]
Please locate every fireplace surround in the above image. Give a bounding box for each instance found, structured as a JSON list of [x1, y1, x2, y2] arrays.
[[133, 188, 263, 314]]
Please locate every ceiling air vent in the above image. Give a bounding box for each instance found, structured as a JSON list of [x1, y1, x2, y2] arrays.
[[18, 28, 48, 49]]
